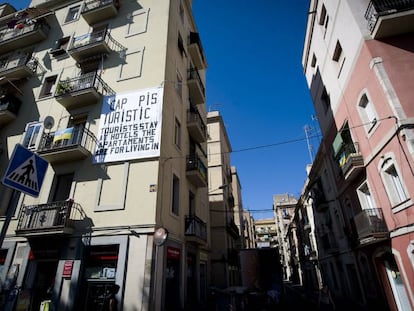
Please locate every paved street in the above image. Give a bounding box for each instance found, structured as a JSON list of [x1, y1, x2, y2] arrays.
[[208, 282, 318, 310], [208, 282, 372, 310]]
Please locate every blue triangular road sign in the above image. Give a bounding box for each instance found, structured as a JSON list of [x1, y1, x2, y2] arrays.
[[2, 144, 48, 197]]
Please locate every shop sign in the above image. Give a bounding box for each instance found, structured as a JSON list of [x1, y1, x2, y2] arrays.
[[63, 260, 74, 278], [167, 247, 180, 259]]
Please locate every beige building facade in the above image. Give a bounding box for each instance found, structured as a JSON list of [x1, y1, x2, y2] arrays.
[[207, 111, 240, 289], [253, 218, 277, 249], [0, 0, 209, 310], [273, 193, 297, 281]]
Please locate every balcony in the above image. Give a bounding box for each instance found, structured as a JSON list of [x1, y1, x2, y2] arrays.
[[188, 32, 207, 70], [365, 0, 414, 38], [0, 21, 50, 54], [187, 67, 205, 105], [185, 215, 207, 244], [68, 29, 113, 62], [37, 126, 95, 164], [312, 186, 329, 212], [54, 72, 114, 110], [16, 200, 80, 237], [336, 142, 364, 181], [0, 53, 39, 81], [186, 153, 207, 187], [82, 0, 119, 25], [226, 219, 240, 239], [0, 94, 21, 126], [187, 108, 206, 143], [354, 208, 389, 245]]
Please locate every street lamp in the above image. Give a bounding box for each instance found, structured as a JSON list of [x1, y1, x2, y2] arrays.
[[152, 227, 168, 311]]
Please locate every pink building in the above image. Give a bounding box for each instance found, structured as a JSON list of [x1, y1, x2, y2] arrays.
[[303, 1, 414, 310]]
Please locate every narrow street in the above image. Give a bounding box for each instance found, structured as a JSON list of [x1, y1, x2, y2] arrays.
[[209, 282, 319, 311], [280, 283, 318, 310]]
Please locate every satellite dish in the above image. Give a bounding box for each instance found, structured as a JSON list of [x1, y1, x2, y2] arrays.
[[44, 116, 55, 130]]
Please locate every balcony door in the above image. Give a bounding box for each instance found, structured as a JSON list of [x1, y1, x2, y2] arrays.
[[68, 114, 87, 146], [52, 173, 74, 202]]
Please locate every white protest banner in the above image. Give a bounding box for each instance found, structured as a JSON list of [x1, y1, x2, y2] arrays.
[[93, 86, 164, 163]]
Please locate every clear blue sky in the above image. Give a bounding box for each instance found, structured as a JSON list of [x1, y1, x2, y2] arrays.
[[10, 0, 319, 219], [192, 1, 319, 218]]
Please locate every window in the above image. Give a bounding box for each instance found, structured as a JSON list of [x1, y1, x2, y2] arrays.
[[319, 4, 327, 25], [332, 41, 342, 61], [319, 4, 329, 38], [52, 173, 74, 202], [178, 33, 185, 57], [357, 181, 375, 210], [385, 165, 407, 202], [358, 93, 378, 133], [39, 75, 57, 98], [174, 118, 181, 149], [189, 191, 195, 215], [311, 54, 317, 68], [50, 37, 70, 56], [118, 47, 144, 80], [380, 157, 408, 206], [333, 40, 345, 76], [22, 122, 43, 150], [176, 70, 182, 97], [172, 174, 180, 215], [321, 86, 330, 112], [65, 5, 80, 23]]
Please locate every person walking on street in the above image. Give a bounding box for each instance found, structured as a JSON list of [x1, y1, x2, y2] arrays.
[[103, 284, 120, 311], [318, 284, 335, 311]]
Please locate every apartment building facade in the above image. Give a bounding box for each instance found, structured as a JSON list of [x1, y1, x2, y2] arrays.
[[207, 111, 240, 289], [241, 209, 256, 249], [0, 0, 209, 310], [253, 218, 277, 249], [230, 166, 246, 249], [294, 166, 323, 293], [303, 0, 414, 309], [273, 193, 297, 281]]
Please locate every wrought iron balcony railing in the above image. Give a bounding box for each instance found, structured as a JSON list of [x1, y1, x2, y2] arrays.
[[188, 32, 207, 69], [55, 71, 114, 97], [16, 200, 80, 235], [187, 67, 205, 96], [186, 153, 207, 187], [365, 0, 414, 35], [187, 107, 206, 142], [0, 53, 39, 76], [68, 29, 125, 58], [0, 94, 21, 115], [83, 0, 119, 13], [185, 215, 207, 241], [0, 94, 22, 125], [354, 208, 388, 242], [82, 0, 120, 24], [38, 126, 95, 153], [335, 142, 364, 179], [0, 21, 50, 54]]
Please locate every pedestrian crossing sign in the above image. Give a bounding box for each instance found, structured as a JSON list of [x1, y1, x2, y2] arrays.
[[2, 144, 48, 197]]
